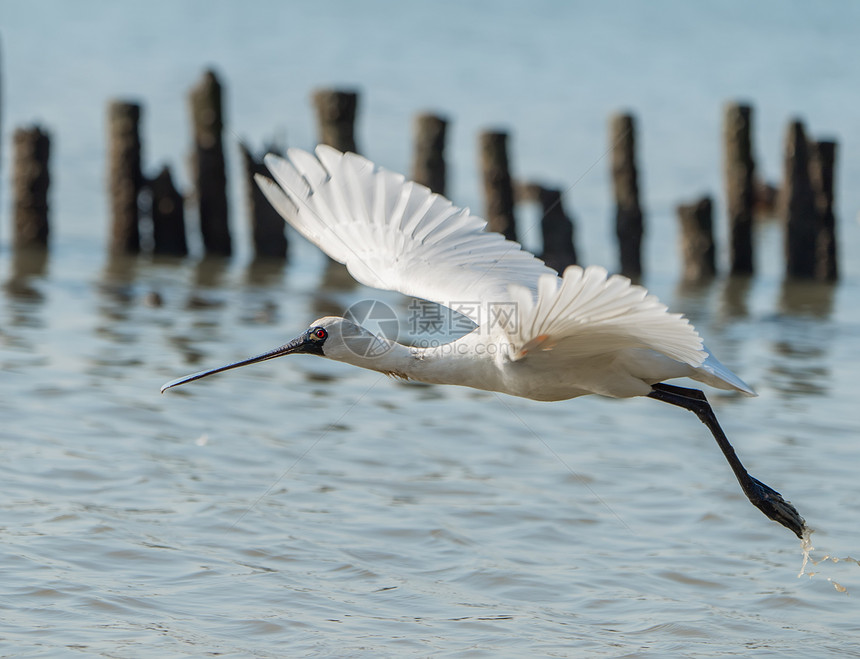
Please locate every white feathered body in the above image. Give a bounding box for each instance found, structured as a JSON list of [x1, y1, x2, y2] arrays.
[[305, 313, 749, 402], [256, 146, 755, 401]]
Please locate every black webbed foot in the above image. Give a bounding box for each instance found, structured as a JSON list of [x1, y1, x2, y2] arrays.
[[743, 475, 806, 539]]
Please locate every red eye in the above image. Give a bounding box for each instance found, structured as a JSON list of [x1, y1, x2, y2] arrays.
[[313, 328, 327, 340]]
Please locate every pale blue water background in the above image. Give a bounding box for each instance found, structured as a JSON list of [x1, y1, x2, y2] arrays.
[[2, 1, 860, 656]]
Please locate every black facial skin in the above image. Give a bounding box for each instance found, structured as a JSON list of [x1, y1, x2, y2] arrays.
[[304, 326, 328, 356]]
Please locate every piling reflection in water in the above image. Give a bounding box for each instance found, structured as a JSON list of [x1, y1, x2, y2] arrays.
[[720, 275, 753, 321], [766, 279, 836, 398], [6, 248, 48, 303], [778, 279, 835, 319]]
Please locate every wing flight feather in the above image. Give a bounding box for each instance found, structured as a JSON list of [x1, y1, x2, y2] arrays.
[[258, 147, 706, 369], [505, 267, 706, 367], [256, 146, 556, 323]]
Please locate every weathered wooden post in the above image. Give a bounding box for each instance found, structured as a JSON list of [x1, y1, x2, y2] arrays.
[[782, 120, 818, 279], [150, 165, 188, 257], [539, 187, 578, 273], [676, 196, 716, 282], [723, 103, 755, 275], [517, 183, 577, 273], [753, 178, 779, 219], [312, 89, 359, 153], [412, 113, 447, 195], [312, 89, 358, 278], [479, 130, 517, 242], [107, 101, 142, 254], [609, 112, 644, 279], [239, 142, 287, 260], [12, 126, 51, 250], [808, 140, 838, 282], [189, 69, 231, 256]]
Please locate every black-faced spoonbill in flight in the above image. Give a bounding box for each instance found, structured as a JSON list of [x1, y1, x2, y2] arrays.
[[162, 145, 805, 539]]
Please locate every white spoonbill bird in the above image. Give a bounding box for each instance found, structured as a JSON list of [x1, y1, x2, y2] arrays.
[[162, 145, 805, 538]]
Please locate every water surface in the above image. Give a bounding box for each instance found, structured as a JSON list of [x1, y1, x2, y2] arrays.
[[2, 2, 860, 656]]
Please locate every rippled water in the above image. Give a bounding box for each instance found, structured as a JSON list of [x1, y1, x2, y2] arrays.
[[3, 242, 860, 657], [3, 2, 860, 657]]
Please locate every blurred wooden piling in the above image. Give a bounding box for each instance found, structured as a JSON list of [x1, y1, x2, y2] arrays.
[[150, 165, 188, 257], [412, 113, 447, 195], [609, 113, 643, 279], [677, 196, 716, 282], [782, 120, 818, 279], [12, 126, 51, 250], [189, 69, 231, 256], [107, 101, 142, 254], [479, 130, 517, 242], [809, 140, 838, 281], [723, 103, 755, 274], [538, 187, 578, 272], [518, 183, 577, 273], [313, 89, 359, 153], [312, 89, 358, 276], [239, 142, 288, 260]]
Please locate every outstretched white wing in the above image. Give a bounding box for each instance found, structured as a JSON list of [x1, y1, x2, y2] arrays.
[[256, 145, 556, 325], [256, 146, 715, 381], [505, 266, 706, 368]]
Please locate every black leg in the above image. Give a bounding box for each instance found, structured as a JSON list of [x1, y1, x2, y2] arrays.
[[648, 383, 806, 538]]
